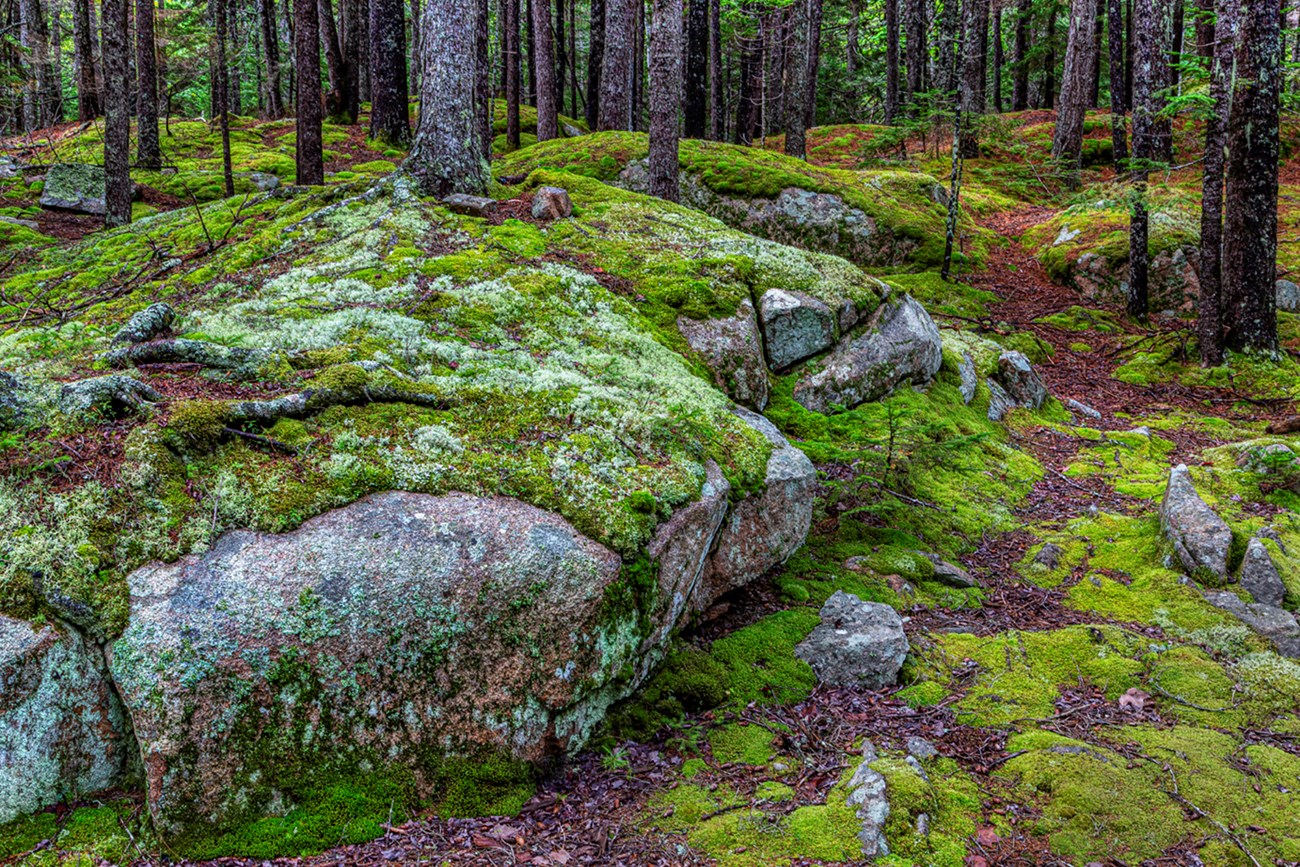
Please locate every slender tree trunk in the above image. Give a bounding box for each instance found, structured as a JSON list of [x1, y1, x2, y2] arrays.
[[992, 7, 1003, 112], [259, 0, 285, 115], [1089, 0, 1102, 105], [784, 0, 809, 155], [1193, 0, 1212, 60], [884, 0, 899, 122], [648, 0, 682, 199], [1052, 0, 1099, 182], [1221, 0, 1280, 353], [526, 0, 536, 103], [709, 0, 722, 139], [1042, 4, 1057, 109], [1169, 0, 1183, 91], [905, 0, 925, 106], [19, 0, 59, 129], [215, 0, 234, 195], [958, 0, 989, 157], [735, 25, 761, 144], [937, 0, 961, 98], [531, 0, 558, 138], [477, 0, 490, 156], [73, 0, 100, 119], [369, 0, 410, 143], [319, 0, 355, 120], [406, 0, 489, 194], [1108, 0, 1129, 166], [555, 0, 566, 115], [802, 0, 821, 129], [633, 0, 645, 128], [684, 0, 708, 136], [568, 0, 578, 116], [1012, 0, 1030, 109], [103, 0, 131, 225], [134, 0, 161, 165], [295, 0, 325, 184], [229, 0, 244, 115], [341, 0, 366, 110], [507, 0, 522, 146], [1128, 0, 1165, 319], [1197, 0, 1237, 365], [599, 0, 633, 128], [1124, 0, 1133, 104], [1151, 0, 1172, 161], [587, 0, 605, 128], [847, 0, 861, 79]]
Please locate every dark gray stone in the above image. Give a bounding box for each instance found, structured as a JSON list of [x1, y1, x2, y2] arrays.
[[844, 740, 890, 858], [677, 298, 770, 410], [958, 351, 977, 404], [1239, 538, 1286, 608], [990, 351, 1047, 414], [39, 163, 130, 216], [1203, 591, 1300, 658], [795, 590, 909, 688], [1159, 464, 1232, 581], [531, 186, 573, 220], [1066, 398, 1102, 420], [441, 193, 497, 217], [1277, 279, 1300, 314], [758, 288, 837, 371]]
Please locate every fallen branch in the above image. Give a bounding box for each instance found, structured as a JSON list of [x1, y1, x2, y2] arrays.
[[222, 426, 298, 455]]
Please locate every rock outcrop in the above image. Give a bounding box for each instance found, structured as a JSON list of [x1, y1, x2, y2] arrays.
[[795, 591, 909, 688], [1159, 464, 1232, 581], [1, 616, 132, 824], [1239, 538, 1286, 607], [39, 163, 134, 216], [845, 740, 890, 858], [793, 293, 942, 413], [987, 350, 1049, 421], [677, 298, 770, 410], [1203, 592, 1300, 658], [758, 289, 838, 371]]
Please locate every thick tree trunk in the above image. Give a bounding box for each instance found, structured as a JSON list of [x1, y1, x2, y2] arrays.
[[369, 0, 410, 144], [802, 0, 821, 129], [1052, 0, 1099, 179], [1197, 0, 1237, 365], [958, 0, 989, 157], [1012, 0, 1030, 109], [648, 0, 682, 199], [318, 0, 355, 121], [341, 0, 367, 108], [784, 0, 809, 156], [905, 0, 924, 105], [884, 0, 899, 122], [598, 0, 633, 128], [531, 0, 558, 138], [215, 0, 234, 196], [73, 0, 101, 119], [259, 0, 285, 116], [1221, 0, 1280, 354], [507, 0, 522, 146], [406, 0, 489, 194], [1128, 0, 1166, 319], [1108, 0, 1128, 166], [587, 0, 605, 128], [684, 0, 708, 136], [936, 0, 961, 98], [735, 27, 761, 144], [709, 0, 723, 138], [294, 0, 325, 184], [135, 0, 161, 166], [102, 0, 131, 225]]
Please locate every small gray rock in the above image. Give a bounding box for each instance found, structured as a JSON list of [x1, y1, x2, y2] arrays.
[[958, 351, 977, 404], [0, 371, 36, 431], [1066, 397, 1102, 420], [1277, 279, 1300, 314], [1034, 542, 1064, 571], [111, 302, 175, 345], [246, 171, 281, 192], [1203, 591, 1300, 658], [441, 193, 497, 217], [992, 351, 1047, 411], [795, 591, 909, 689], [758, 288, 837, 371], [39, 163, 135, 215], [986, 378, 1017, 421], [531, 186, 573, 220], [0, 214, 39, 230], [1160, 464, 1232, 581], [918, 552, 978, 588], [562, 123, 586, 138], [844, 740, 890, 858], [1240, 538, 1287, 608], [906, 735, 938, 761]]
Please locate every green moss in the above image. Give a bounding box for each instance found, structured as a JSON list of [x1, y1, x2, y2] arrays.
[[1033, 305, 1126, 333], [708, 609, 820, 706], [0, 812, 57, 858], [708, 722, 781, 765], [756, 781, 795, 802], [875, 755, 980, 867], [896, 680, 948, 708], [163, 399, 233, 453]]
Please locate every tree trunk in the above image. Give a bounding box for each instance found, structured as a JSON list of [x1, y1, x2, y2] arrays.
[[19, 0, 59, 129], [259, 0, 285, 116], [1012, 0, 1030, 109], [319, 0, 355, 121], [847, 0, 861, 78], [476, 0, 490, 157], [905, 0, 924, 106], [1197, 0, 1237, 365], [1042, 4, 1057, 109], [802, 0, 821, 129], [229, 0, 244, 116], [633, 0, 645, 128], [936, 0, 961, 98], [295, 0, 325, 184], [684, 0, 708, 136], [1089, 0, 1102, 105], [341, 0, 367, 109], [735, 25, 761, 144], [1193, 0, 1212, 59], [599, 0, 633, 128], [1124, 0, 1133, 104], [531, 0, 558, 138], [555, 0, 566, 116], [784, 0, 809, 155], [1221, 0, 1280, 354], [992, 7, 1003, 112], [406, 0, 490, 194], [526, 0, 536, 103], [709, 0, 723, 138], [73, 0, 101, 119], [1052, 0, 1099, 180], [766, 10, 786, 138], [1108, 0, 1128, 166], [507, 0, 522, 146], [568, 0, 578, 116], [102, 0, 131, 225], [1128, 0, 1165, 319], [409, 0, 420, 93], [215, 0, 235, 196], [885, 0, 899, 122], [587, 0, 605, 128], [369, 0, 410, 143], [134, 0, 161, 165], [648, 0, 682, 199], [959, 0, 989, 157], [1168, 0, 1182, 91]]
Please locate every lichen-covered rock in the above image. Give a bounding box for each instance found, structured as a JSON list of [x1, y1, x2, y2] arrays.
[[1239, 538, 1286, 608], [695, 408, 815, 605], [795, 591, 909, 688], [1203, 591, 1300, 658], [677, 298, 770, 409], [1276, 279, 1300, 313], [39, 164, 120, 215], [758, 288, 837, 370], [441, 193, 497, 217], [845, 740, 890, 858], [0, 615, 131, 824], [531, 185, 573, 219], [793, 293, 942, 414], [0, 371, 36, 431], [920, 553, 978, 589], [987, 351, 1047, 420], [1159, 464, 1232, 582], [958, 351, 977, 404], [111, 302, 176, 345]]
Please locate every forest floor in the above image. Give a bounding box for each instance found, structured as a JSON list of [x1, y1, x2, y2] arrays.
[[4, 112, 1300, 867]]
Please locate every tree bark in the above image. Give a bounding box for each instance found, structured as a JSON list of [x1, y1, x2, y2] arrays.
[[103, 0, 131, 225], [1221, 0, 1280, 354], [904, 0, 924, 107], [735, 23, 761, 144], [1089, 0, 1102, 105], [319, 0, 356, 121], [648, 0, 682, 199], [1108, 0, 1128, 166], [1052, 0, 1099, 179], [215, 0, 234, 196], [506, 0, 522, 147], [1197, 0, 1237, 365], [73, 0, 101, 119], [958, 0, 989, 157], [847, 0, 862, 79], [369, 0, 410, 143], [294, 0, 325, 185], [885, 0, 899, 123], [936, 0, 961, 98], [784, 0, 809, 156], [531, 0, 558, 138], [1128, 0, 1166, 319], [1012, 0, 1030, 109], [709, 0, 722, 138], [599, 0, 633, 128], [684, 0, 708, 137], [259, 0, 286, 116], [992, 7, 1003, 112], [587, 0, 605, 128], [406, 0, 489, 194], [1168, 0, 1182, 91], [802, 0, 822, 130], [135, 0, 161, 165], [633, 0, 645, 128], [476, 0, 490, 157], [1042, 3, 1057, 109], [20, 0, 59, 129], [341, 0, 367, 109]]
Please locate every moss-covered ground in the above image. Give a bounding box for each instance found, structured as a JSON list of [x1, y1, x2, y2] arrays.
[[5, 108, 1300, 866]]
